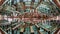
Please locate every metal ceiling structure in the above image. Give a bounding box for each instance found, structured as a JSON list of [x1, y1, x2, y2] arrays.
[[0, 0, 60, 34], [0, 0, 60, 26], [0, 0, 59, 17]]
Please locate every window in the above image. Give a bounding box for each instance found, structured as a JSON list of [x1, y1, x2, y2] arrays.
[[20, 0, 23, 2], [25, 5, 30, 6], [25, 8, 30, 12], [37, 4, 50, 13], [35, 0, 39, 2], [24, 0, 27, 2], [23, 0, 31, 2], [25, 2, 31, 6], [28, 0, 31, 2], [32, 0, 35, 2], [17, 0, 20, 3], [34, 2, 38, 5], [14, 0, 17, 4], [25, 2, 31, 5]]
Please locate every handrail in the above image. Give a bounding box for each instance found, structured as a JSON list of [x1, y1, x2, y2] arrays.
[[1, 0, 9, 6], [54, 28, 60, 34], [0, 28, 8, 34], [53, 0, 60, 8]]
